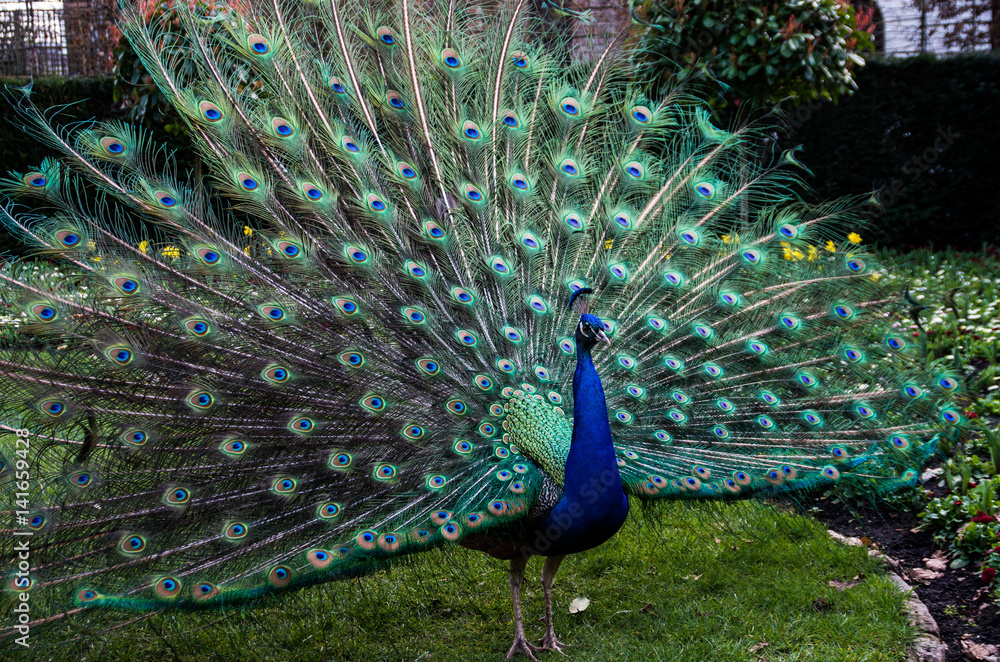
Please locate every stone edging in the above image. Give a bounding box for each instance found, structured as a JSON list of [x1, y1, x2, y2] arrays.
[[826, 529, 947, 662]]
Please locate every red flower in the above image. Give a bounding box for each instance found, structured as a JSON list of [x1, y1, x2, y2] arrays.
[[982, 567, 997, 584], [972, 512, 998, 524], [965, 411, 979, 419], [954, 500, 963, 506]]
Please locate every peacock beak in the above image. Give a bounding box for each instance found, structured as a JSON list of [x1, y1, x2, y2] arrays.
[[596, 329, 610, 345]]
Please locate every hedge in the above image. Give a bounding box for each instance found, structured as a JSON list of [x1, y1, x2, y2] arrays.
[[774, 54, 1000, 250]]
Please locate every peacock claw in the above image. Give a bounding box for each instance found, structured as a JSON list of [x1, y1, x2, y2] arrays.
[[536, 633, 570, 654], [506, 633, 541, 661]]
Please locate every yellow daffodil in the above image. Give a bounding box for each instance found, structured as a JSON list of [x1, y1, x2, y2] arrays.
[[138, 241, 149, 254], [825, 240, 836, 252], [847, 232, 862, 244]]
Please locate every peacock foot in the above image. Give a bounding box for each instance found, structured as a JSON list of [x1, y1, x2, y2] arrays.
[[506, 632, 541, 661], [536, 631, 570, 655]]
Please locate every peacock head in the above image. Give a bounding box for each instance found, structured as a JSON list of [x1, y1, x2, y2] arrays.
[[568, 287, 609, 349], [575, 313, 610, 349], [574, 313, 611, 349]]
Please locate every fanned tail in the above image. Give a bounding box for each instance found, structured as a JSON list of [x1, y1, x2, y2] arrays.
[[0, 0, 953, 645]]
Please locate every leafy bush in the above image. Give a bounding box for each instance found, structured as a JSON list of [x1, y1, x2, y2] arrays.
[[113, 0, 238, 133], [634, 0, 873, 106], [785, 56, 1000, 251]]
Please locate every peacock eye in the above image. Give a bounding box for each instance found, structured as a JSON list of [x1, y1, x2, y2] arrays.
[[386, 91, 406, 110], [248, 34, 271, 54], [101, 136, 127, 155], [271, 117, 294, 137], [441, 48, 462, 68], [341, 136, 361, 153], [560, 97, 580, 116], [25, 172, 48, 188], [778, 223, 798, 238], [462, 120, 482, 141], [424, 221, 446, 239], [695, 182, 715, 198], [630, 106, 652, 124], [397, 162, 418, 180], [361, 394, 387, 412], [560, 158, 580, 177], [237, 172, 259, 191], [377, 26, 397, 45], [199, 101, 224, 122], [623, 161, 644, 179], [563, 213, 583, 230], [464, 184, 484, 202], [329, 77, 348, 94]]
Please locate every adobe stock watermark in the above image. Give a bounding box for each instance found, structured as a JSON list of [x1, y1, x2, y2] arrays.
[[9, 427, 34, 648], [520, 468, 623, 557]]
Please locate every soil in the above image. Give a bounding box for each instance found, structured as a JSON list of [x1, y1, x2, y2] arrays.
[[808, 485, 1000, 660]]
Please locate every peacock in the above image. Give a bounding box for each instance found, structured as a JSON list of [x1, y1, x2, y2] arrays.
[[0, 0, 957, 658]]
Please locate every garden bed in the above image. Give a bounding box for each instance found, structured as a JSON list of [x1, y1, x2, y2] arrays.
[[811, 485, 1000, 661]]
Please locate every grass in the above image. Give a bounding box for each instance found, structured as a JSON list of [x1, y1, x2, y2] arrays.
[[18, 501, 913, 662]]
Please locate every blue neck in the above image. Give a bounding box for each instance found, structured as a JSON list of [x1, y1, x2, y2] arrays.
[[531, 342, 628, 556], [564, 345, 622, 498]]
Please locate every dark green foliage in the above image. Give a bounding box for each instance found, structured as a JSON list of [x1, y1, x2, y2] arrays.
[[0, 77, 122, 174], [634, 0, 872, 106], [0, 77, 119, 256], [112, 0, 240, 132], [778, 55, 1000, 251]]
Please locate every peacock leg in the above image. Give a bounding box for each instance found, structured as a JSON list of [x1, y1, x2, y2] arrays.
[[537, 554, 569, 653], [506, 554, 540, 661]]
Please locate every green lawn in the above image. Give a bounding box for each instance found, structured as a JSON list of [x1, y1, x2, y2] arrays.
[[17, 501, 912, 662]]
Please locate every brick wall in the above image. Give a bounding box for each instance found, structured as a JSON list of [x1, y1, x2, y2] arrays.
[[570, 0, 631, 61]]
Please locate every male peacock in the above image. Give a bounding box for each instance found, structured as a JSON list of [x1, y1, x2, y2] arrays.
[[0, 0, 956, 658]]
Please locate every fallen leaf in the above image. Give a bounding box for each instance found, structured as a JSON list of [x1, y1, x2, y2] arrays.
[[683, 575, 702, 581], [961, 639, 998, 660], [713, 537, 722, 544], [860, 535, 873, 547], [568, 597, 590, 614], [924, 550, 948, 572], [829, 577, 862, 591], [909, 567, 943, 582], [639, 603, 654, 613], [749, 642, 770, 653]]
